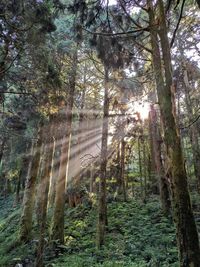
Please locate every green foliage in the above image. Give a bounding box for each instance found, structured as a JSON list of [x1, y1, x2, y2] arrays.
[[0, 197, 25, 267], [0, 196, 179, 267], [49, 197, 178, 267]]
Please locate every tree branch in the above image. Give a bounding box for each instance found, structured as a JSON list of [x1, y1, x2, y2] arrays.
[[83, 26, 149, 36], [170, 0, 186, 48], [180, 113, 200, 129]]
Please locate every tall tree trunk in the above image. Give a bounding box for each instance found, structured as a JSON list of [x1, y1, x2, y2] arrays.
[[15, 171, 21, 205], [48, 137, 61, 207], [138, 136, 143, 197], [182, 66, 200, 190], [118, 109, 127, 201], [147, 0, 200, 265], [89, 164, 95, 193], [149, 105, 170, 214], [20, 126, 43, 242], [148, 110, 159, 193], [0, 137, 6, 195], [0, 137, 5, 165], [116, 143, 121, 193], [36, 122, 54, 267], [142, 138, 147, 202], [75, 63, 87, 186], [51, 48, 78, 244], [120, 138, 127, 201], [97, 65, 109, 249]]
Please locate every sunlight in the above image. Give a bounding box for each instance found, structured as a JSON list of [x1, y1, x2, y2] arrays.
[[135, 102, 150, 120], [129, 101, 150, 120]]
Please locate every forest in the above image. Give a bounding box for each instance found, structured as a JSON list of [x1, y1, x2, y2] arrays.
[[0, 0, 200, 266]]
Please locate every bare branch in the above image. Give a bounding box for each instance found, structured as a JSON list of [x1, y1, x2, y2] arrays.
[[170, 0, 186, 48], [83, 26, 149, 37]]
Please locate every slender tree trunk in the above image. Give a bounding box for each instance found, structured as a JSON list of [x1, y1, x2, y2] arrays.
[[20, 126, 43, 242], [48, 136, 56, 207], [182, 66, 200, 190], [35, 143, 46, 224], [97, 66, 109, 249], [149, 105, 170, 214], [138, 136, 143, 197], [142, 139, 147, 202], [0, 138, 5, 165], [75, 63, 87, 186], [89, 164, 94, 193], [4, 175, 11, 198], [51, 48, 78, 244], [120, 139, 127, 201], [36, 123, 54, 267], [1, 138, 8, 197], [118, 109, 127, 201], [116, 143, 121, 193], [148, 111, 159, 193], [48, 137, 61, 207], [147, 0, 200, 265], [15, 171, 21, 204]]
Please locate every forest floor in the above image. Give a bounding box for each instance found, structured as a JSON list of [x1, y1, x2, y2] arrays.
[[0, 194, 200, 267]]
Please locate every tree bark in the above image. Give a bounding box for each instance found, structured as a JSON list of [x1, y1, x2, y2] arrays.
[[51, 48, 78, 244], [142, 138, 147, 202], [120, 138, 127, 201], [97, 65, 109, 249], [138, 136, 143, 197], [48, 137, 61, 207], [36, 122, 54, 267], [149, 105, 170, 214], [182, 66, 200, 191], [147, 0, 200, 265], [20, 126, 43, 242], [118, 109, 127, 201]]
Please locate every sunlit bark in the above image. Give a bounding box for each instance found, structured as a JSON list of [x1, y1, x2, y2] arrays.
[[36, 121, 54, 267], [51, 48, 78, 243], [20, 127, 43, 242]]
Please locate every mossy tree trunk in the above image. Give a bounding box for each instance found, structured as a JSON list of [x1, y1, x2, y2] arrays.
[[0, 137, 5, 165], [17, 143, 35, 200], [20, 126, 43, 242], [76, 63, 86, 186], [149, 105, 170, 214], [148, 110, 160, 194], [51, 48, 78, 244], [15, 176, 21, 204], [182, 65, 200, 191], [48, 136, 61, 207], [142, 138, 148, 202], [0, 137, 6, 195], [138, 136, 143, 197], [118, 109, 127, 202], [116, 143, 121, 194], [147, 0, 200, 265], [120, 138, 127, 201], [97, 66, 109, 249], [36, 121, 54, 267]]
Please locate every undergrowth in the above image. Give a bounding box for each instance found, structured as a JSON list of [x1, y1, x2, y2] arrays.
[[0, 196, 180, 267]]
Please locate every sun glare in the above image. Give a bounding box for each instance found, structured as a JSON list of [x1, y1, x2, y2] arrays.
[[129, 101, 150, 120]]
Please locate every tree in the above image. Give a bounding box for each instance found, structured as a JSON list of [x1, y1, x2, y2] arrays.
[[148, 104, 170, 213], [20, 125, 43, 242], [97, 65, 109, 248], [51, 46, 78, 243], [147, 0, 200, 264]]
